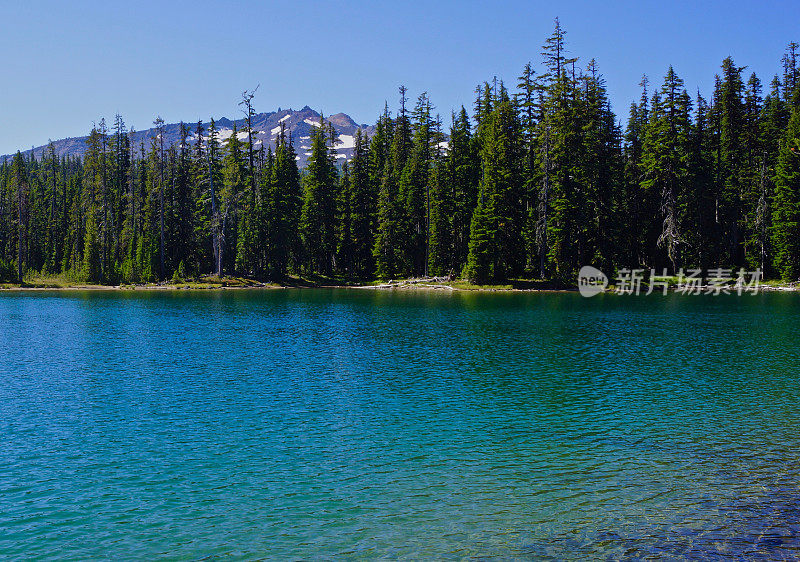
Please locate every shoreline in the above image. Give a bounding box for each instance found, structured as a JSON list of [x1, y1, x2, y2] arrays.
[[0, 282, 572, 293], [2, 277, 799, 293], [0, 275, 572, 293]]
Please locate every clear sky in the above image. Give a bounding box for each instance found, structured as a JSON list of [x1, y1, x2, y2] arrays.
[[2, 0, 798, 155]]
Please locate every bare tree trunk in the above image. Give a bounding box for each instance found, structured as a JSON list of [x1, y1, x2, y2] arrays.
[[240, 86, 259, 204]]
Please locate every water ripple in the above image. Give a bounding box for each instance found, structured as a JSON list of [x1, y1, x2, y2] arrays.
[[0, 290, 799, 559]]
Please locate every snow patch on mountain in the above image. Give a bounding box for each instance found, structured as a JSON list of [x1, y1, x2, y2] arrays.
[[7, 106, 380, 169], [336, 134, 355, 150]]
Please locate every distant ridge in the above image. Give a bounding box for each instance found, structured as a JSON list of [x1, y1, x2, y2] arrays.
[[4, 106, 375, 168]]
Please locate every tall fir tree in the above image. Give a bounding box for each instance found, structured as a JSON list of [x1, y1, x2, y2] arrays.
[[399, 92, 434, 276], [448, 107, 480, 274], [465, 85, 525, 282], [300, 115, 338, 275], [641, 67, 693, 270], [347, 129, 376, 279], [374, 91, 411, 279], [771, 103, 800, 279]]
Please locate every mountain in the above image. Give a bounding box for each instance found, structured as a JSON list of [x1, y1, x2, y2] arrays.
[[5, 106, 375, 168]]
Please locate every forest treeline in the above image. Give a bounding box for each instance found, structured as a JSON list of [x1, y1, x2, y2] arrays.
[[2, 20, 800, 285]]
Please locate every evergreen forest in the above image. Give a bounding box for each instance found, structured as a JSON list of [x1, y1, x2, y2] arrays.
[[2, 20, 800, 285]]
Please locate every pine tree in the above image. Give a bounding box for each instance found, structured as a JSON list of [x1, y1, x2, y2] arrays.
[[186, 120, 209, 276], [10, 152, 28, 283], [399, 92, 434, 276], [300, 115, 338, 275], [336, 162, 353, 275], [427, 134, 453, 276], [465, 88, 525, 282], [83, 126, 105, 281], [97, 118, 111, 280], [264, 129, 302, 278], [581, 60, 622, 272], [110, 114, 130, 277], [517, 63, 542, 273], [153, 116, 166, 279], [448, 107, 480, 273], [222, 122, 245, 275], [620, 77, 650, 268], [641, 67, 693, 270], [684, 93, 717, 269], [172, 122, 194, 276], [713, 58, 748, 266], [82, 207, 102, 282], [347, 129, 376, 278], [742, 73, 767, 269], [205, 119, 225, 276], [138, 138, 161, 281], [540, 50, 586, 279], [43, 142, 60, 273], [374, 92, 411, 279], [120, 128, 140, 283], [781, 42, 799, 102], [771, 105, 800, 279]]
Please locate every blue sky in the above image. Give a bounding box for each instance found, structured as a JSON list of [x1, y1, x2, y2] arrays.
[[1, 0, 798, 155]]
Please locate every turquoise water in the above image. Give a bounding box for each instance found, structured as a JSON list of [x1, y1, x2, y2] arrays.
[[1, 289, 799, 559]]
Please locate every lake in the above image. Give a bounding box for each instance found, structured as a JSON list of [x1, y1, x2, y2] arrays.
[[1, 289, 799, 559]]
